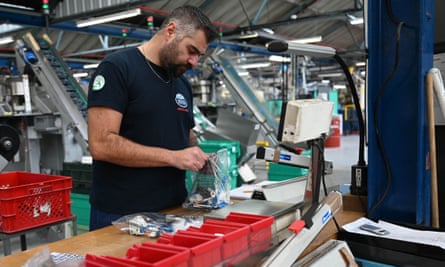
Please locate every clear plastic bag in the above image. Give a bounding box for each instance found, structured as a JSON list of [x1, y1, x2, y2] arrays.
[[183, 148, 231, 209], [111, 212, 203, 237]]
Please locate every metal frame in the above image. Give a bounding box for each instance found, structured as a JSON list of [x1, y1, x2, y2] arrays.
[[367, 0, 435, 224]]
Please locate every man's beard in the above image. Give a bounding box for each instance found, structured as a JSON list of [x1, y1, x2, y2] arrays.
[[159, 40, 192, 77]]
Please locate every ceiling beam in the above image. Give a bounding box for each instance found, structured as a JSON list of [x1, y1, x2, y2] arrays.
[[226, 8, 363, 35]]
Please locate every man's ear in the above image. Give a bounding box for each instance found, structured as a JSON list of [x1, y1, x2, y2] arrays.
[[165, 21, 177, 40]]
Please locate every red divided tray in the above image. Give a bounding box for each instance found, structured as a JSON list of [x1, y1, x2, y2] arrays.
[[0, 171, 72, 233], [158, 230, 223, 267], [85, 243, 190, 267], [85, 212, 273, 266], [225, 212, 274, 253], [193, 218, 251, 265]]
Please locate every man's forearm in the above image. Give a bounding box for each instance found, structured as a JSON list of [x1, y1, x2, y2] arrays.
[[90, 133, 174, 167]]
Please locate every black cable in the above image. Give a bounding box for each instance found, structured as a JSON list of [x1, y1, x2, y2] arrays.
[[368, 0, 404, 217], [334, 54, 366, 166]]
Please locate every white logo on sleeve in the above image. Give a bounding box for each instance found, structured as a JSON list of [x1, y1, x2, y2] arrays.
[[92, 75, 105, 91]]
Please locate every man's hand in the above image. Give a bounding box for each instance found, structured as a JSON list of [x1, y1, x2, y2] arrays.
[[171, 146, 209, 172]]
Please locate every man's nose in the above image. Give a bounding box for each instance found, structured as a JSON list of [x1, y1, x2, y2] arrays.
[[188, 55, 199, 67]]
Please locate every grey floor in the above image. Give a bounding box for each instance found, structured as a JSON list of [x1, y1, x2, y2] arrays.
[[0, 134, 360, 258], [324, 134, 362, 193]]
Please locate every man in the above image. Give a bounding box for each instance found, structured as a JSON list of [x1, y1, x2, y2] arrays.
[[87, 5, 218, 230]]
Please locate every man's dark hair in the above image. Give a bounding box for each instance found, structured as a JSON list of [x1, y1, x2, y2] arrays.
[[161, 5, 218, 43]]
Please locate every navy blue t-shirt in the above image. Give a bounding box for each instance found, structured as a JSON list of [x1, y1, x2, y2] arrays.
[[87, 47, 194, 214]]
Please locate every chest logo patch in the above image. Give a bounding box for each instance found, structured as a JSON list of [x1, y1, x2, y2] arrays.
[[92, 75, 105, 91], [175, 93, 188, 108]]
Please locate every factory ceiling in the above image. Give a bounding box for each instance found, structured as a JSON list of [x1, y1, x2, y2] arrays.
[[0, 0, 366, 81]]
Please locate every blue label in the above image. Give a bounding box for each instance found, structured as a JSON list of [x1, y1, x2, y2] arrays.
[[280, 154, 291, 161], [321, 210, 332, 224]]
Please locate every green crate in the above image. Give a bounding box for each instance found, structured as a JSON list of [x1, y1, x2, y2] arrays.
[[71, 193, 90, 231], [229, 165, 239, 188], [268, 150, 310, 181], [198, 140, 241, 168], [186, 164, 238, 192], [62, 163, 92, 194]]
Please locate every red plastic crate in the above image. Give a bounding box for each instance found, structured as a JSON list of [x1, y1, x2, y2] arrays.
[[158, 230, 223, 267], [225, 212, 274, 253], [0, 171, 72, 233]]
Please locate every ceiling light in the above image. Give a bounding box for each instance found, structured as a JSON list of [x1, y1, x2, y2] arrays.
[[333, 84, 346, 89], [0, 36, 14, 45], [237, 71, 249, 76], [0, 24, 24, 34], [347, 14, 364, 25], [289, 36, 322, 44], [350, 18, 364, 25], [83, 63, 99, 69], [240, 62, 271, 69], [266, 40, 336, 58], [355, 62, 366, 67], [73, 72, 89, 78], [0, 2, 33, 10], [76, 8, 141, 28], [262, 28, 275, 35], [318, 73, 343, 78], [269, 55, 291, 63]]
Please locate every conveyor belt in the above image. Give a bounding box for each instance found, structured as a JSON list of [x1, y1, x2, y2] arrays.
[[209, 55, 279, 147], [15, 32, 88, 152]]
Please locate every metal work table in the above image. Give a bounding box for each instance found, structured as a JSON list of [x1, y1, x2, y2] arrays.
[[0, 216, 77, 256]]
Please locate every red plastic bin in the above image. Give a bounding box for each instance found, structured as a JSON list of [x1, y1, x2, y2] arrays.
[[193, 220, 251, 265], [196, 220, 250, 257], [225, 212, 274, 253], [125, 242, 190, 267], [158, 230, 223, 267], [0, 171, 72, 233], [85, 254, 134, 267]]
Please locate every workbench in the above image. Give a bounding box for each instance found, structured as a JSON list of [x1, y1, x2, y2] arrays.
[[0, 216, 77, 256], [0, 207, 363, 266]]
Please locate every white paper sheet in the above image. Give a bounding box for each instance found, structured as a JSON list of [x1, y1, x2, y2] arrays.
[[343, 217, 445, 250]]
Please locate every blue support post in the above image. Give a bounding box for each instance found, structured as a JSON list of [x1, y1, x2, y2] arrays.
[[367, 0, 435, 224]]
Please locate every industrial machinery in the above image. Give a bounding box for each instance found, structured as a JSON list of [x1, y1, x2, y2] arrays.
[[0, 32, 90, 174], [0, 124, 20, 171]]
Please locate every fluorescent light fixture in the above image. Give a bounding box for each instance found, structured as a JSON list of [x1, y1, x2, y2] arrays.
[[76, 8, 141, 28], [262, 28, 275, 35], [269, 55, 291, 63], [266, 40, 336, 58], [350, 17, 364, 25], [318, 73, 343, 78], [0, 2, 33, 10], [0, 24, 24, 34], [333, 84, 346, 89], [73, 72, 89, 78], [240, 62, 271, 69], [237, 70, 250, 76], [347, 14, 364, 25], [0, 36, 14, 45], [355, 61, 366, 67], [289, 36, 322, 44], [83, 63, 99, 69]]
